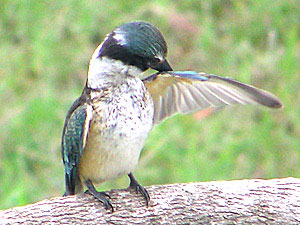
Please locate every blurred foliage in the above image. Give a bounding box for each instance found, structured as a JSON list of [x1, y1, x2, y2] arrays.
[[0, 0, 299, 209]]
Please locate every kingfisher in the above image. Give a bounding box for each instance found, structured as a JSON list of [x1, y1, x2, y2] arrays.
[[61, 21, 282, 212]]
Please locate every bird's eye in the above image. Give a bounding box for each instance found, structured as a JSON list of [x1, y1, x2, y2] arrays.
[[149, 57, 161, 66]]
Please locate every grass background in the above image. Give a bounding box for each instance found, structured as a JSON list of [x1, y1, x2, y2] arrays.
[[0, 0, 299, 210]]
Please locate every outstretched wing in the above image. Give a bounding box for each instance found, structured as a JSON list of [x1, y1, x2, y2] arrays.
[[62, 104, 93, 195], [143, 71, 282, 124]]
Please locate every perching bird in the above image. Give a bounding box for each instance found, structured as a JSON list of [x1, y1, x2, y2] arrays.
[[61, 21, 282, 212]]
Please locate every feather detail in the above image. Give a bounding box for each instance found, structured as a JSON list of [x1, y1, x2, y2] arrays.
[[143, 71, 282, 124], [62, 104, 93, 195]]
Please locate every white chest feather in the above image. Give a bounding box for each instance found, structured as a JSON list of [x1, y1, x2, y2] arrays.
[[79, 78, 154, 183]]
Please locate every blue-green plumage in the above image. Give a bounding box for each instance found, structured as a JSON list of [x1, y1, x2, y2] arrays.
[[62, 104, 89, 195], [61, 21, 282, 212]]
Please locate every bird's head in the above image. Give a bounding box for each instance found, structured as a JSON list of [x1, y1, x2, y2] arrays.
[[87, 22, 172, 88], [99, 21, 172, 72]]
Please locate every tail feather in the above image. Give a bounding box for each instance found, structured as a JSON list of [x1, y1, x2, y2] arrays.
[[64, 168, 81, 196]]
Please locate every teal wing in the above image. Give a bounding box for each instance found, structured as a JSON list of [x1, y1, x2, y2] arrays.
[[143, 71, 282, 124], [62, 104, 93, 195]]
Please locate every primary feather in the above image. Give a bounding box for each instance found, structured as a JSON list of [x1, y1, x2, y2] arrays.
[[143, 71, 282, 124]]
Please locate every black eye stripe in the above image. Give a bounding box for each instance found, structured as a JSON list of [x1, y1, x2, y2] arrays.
[[150, 57, 161, 64], [98, 22, 168, 72]]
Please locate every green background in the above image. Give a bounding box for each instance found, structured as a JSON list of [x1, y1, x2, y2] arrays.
[[0, 0, 299, 210]]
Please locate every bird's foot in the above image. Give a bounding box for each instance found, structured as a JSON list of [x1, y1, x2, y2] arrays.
[[128, 173, 150, 206], [85, 179, 114, 212], [84, 189, 111, 198]]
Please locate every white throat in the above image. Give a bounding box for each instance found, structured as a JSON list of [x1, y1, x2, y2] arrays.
[[87, 45, 143, 89]]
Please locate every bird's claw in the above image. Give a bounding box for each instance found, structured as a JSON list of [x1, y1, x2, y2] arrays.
[[86, 189, 114, 212], [128, 173, 150, 206], [85, 179, 114, 212]]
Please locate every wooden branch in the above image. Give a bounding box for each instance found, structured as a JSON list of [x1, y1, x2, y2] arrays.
[[1, 178, 300, 224]]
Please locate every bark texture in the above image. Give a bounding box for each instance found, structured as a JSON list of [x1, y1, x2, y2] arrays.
[[1, 178, 300, 224]]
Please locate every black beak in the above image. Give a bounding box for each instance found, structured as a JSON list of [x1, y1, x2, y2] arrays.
[[150, 59, 173, 72]]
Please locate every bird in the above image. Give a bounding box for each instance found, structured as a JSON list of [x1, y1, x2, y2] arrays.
[[61, 21, 282, 212]]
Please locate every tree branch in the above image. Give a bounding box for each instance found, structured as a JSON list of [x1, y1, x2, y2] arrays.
[[1, 178, 300, 224]]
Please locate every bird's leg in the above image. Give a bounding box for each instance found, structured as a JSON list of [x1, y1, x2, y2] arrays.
[[85, 179, 114, 212], [128, 172, 150, 206]]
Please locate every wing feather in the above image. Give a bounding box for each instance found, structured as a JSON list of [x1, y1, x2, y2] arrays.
[[143, 71, 282, 124], [62, 104, 93, 195]]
